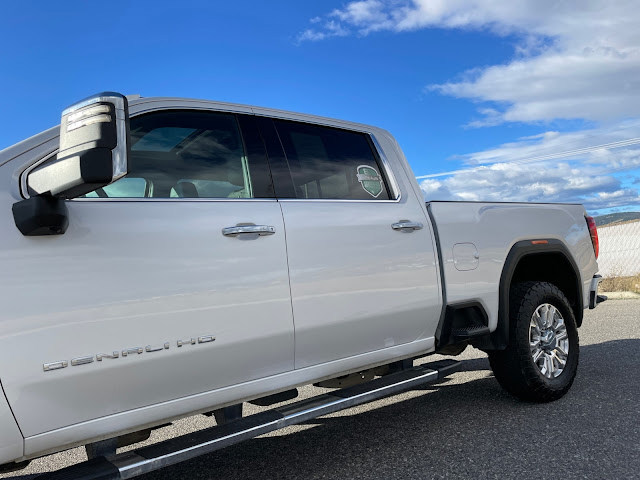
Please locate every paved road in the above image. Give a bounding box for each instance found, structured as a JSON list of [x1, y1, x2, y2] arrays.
[[4, 299, 639, 480]]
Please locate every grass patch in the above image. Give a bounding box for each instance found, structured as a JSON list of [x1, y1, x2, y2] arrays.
[[600, 274, 640, 293]]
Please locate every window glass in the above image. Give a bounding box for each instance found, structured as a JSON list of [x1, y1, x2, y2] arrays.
[[82, 110, 254, 199], [274, 120, 391, 200], [132, 127, 197, 152], [83, 177, 148, 198]]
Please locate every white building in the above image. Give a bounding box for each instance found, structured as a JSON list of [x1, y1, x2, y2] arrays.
[[597, 220, 640, 277]]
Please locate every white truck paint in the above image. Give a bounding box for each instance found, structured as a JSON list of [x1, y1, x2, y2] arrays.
[[0, 94, 602, 472], [429, 201, 599, 331]]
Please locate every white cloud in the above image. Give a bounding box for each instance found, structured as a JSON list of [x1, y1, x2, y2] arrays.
[[431, 49, 640, 124], [418, 126, 640, 213], [297, 20, 350, 43], [332, 0, 391, 28], [458, 120, 640, 167], [419, 161, 640, 213], [301, 0, 640, 124]]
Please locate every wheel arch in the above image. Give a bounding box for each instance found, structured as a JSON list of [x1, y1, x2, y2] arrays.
[[476, 239, 583, 351]]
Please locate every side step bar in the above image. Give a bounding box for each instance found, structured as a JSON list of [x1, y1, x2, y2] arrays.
[[452, 325, 490, 339], [37, 359, 460, 480]]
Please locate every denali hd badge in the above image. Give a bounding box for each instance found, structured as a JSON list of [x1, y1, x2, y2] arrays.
[[42, 335, 215, 372], [356, 165, 383, 198]]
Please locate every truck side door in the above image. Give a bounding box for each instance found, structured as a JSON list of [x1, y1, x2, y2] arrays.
[[0, 109, 294, 438], [258, 117, 441, 369]]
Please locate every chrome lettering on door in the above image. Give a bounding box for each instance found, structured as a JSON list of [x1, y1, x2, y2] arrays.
[[42, 334, 216, 371], [177, 338, 196, 347], [70, 356, 94, 366], [121, 347, 144, 357], [145, 342, 170, 352], [96, 351, 119, 361], [43, 361, 68, 372]]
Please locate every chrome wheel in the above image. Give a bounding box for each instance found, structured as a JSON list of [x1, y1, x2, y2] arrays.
[[529, 303, 569, 379], [490, 282, 579, 402]]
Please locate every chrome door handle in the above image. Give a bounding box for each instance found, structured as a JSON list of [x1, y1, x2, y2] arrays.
[[222, 225, 276, 237], [391, 221, 424, 232]]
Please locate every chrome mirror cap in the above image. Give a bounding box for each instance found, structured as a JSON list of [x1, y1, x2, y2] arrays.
[[27, 92, 130, 199]]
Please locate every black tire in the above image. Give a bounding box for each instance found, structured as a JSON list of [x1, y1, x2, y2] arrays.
[[488, 281, 579, 402]]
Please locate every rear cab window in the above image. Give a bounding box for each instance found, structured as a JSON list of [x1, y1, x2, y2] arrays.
[[273, 120, 393, 200]]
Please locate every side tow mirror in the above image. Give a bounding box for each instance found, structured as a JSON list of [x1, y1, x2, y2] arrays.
[[30, 91, 130, 198], [13, 92, 131, 236]]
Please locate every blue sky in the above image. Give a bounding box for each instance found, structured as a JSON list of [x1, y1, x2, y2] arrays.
[[2, 0, 640, 214]]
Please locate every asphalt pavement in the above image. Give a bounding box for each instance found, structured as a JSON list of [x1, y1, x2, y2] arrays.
[[3, 299, 639, 480]]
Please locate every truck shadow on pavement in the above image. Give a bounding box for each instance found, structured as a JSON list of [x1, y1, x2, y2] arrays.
[[8, 339, 640, 480]]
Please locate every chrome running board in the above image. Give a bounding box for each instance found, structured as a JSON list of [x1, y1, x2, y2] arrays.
[[37, 360, 460, 480]]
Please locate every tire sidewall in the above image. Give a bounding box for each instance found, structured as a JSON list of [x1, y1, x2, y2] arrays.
[[514, 283, 579, 392]]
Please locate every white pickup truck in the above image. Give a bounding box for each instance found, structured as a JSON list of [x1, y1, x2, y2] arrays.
[[0, 93, 604, 478]]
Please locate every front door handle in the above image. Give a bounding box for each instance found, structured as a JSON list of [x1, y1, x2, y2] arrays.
[[391, 220, 424, 232], [222, 224, 276, 237]]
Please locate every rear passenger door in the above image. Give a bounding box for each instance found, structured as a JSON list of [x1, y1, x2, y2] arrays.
[[257, 117, 442, 369]]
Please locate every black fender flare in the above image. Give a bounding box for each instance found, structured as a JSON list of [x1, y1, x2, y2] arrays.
[[481, 239, 583, 351]]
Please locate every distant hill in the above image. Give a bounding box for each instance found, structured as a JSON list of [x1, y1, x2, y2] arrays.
[[594, 212, 640, 227]]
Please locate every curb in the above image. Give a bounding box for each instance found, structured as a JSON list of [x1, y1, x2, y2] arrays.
[[600, 291, 640, 299]]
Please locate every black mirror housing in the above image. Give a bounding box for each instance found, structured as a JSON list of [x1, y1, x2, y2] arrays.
[[12, 195, 69, 236]]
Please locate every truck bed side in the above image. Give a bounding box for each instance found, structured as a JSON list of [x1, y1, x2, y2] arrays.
[[428, 201, 598, 334]]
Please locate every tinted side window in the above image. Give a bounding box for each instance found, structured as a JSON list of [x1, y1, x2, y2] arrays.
[[83, 177, 149, 198], [83, 110, 270, 199], [274, 120, 391, 200]]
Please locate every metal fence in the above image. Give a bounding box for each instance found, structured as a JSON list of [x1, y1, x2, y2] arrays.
[[597, 220, 640, 277]]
